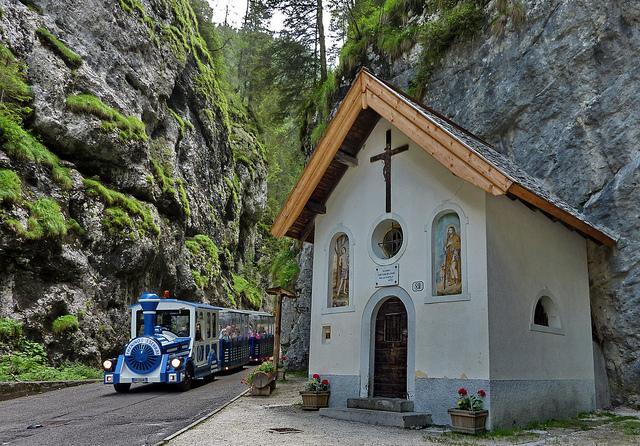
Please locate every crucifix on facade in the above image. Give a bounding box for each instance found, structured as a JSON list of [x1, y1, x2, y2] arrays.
[[370, 129, 409, 213]]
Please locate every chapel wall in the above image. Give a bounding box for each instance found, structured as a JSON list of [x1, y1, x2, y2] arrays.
[[485, 194, 595, 426], [308, 119, 492, 398]]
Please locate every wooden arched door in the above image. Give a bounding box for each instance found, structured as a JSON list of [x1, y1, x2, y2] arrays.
[[373, 297, 408, 398]]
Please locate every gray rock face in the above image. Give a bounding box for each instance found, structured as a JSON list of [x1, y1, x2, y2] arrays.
[[0, 0, 266, 364], [280, 243, 312, 371], [399, 0, 640, 407]]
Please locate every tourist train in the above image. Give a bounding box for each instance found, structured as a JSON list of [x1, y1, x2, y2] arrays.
[[102, 292, 274, 393]]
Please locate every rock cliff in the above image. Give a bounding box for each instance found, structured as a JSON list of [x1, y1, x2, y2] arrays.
[[0, 0, 266, 364]]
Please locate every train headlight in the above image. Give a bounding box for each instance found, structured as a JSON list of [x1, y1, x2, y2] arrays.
[[170, 358, 182, 369], [103, 359, 113, 371]]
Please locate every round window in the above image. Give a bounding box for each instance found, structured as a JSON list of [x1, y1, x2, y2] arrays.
[[371, 219, 404, 261]]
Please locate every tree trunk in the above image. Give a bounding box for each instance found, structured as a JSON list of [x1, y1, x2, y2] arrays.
[[317, 0, 327, 83]]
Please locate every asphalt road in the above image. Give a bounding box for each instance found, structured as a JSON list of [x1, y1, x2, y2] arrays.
[[0, 367, 253, 446]]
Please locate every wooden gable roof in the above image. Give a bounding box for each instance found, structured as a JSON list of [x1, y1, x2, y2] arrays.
[[271, 69, 617, 247]]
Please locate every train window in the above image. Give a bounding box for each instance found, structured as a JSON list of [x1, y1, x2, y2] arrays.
[[206, 312, 211, 338], [135, 309, 190, 337], [195, 311, 203, 341], [211, 313, 217, 338]]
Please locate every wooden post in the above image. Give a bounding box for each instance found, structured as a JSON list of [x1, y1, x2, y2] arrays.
[[266, 287, 297, 371]]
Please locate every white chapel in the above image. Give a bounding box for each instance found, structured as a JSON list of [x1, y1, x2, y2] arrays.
[[271, 69, 617, 429]]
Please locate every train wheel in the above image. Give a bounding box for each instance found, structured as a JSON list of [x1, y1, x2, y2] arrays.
[[113, 383, 131, 393], [177, 368, 193, 392]]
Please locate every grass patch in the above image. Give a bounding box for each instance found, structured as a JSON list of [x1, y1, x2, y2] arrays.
[[52, 314, 79, 334], [36, 28, 82, 69], [103, 206, 135, 235], [615, 419, 640, 435], [150, 157, 175, 195], [66, 93, 147, 141], [83, 177, 159, 237], [7, 197, 69, 240], [0, 44, 32, 122], [0, 352, 100, 382], [0, 169, 21, 203]]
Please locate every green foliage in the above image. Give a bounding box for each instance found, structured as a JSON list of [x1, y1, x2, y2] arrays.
[[616, 420, 640, 436], [491, 0, 526, 36], [186, 234, 220, 289], [103, 207, 134, 235], [410, 1, 485, 97], [0, 113, 56, 165], [52, 314, 79, 334], [0, 169, 21, 203], [270, 242, 300, 288], [36, 28, 82, 69], [66, 93, 147, 141], [83, 177, 160, 236], [7, 197, 69, 240], [0, 352, 101, 382], [0, 318, 23, 345], [245, 360, 276, 385], [231, 273, 262, 309], [150, 157, 175, 195], [0, 44, 32, 122]]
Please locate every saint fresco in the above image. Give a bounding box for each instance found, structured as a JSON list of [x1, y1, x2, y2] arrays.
[[435, 213, 462, 296], [330, 234, 349, 307]]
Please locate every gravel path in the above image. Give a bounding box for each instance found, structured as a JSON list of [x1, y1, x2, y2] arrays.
[[168, 377, 640, 446], [0, 367, 252, 446]]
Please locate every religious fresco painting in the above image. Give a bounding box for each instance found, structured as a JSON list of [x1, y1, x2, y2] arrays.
[[330, 234, 350, 307], [434, 212, 462, 296]]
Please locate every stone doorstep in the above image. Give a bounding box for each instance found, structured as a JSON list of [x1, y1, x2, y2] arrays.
[[319, 407, 432, 429], [347, 397, 414, 412]]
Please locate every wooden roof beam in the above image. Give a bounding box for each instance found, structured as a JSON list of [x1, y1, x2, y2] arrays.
[[305, 200, 326, 215], [335, 150, 358, 167]]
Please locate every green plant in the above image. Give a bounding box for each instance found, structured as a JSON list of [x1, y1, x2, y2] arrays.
[[0, 169, 21, 202], [270, 243, 300, 288], [150, 157, 175, 194], [0, 317, 23, 344], [52, 314, 80, 334], [66, 93, 147, 141], [186, 234, 220, 289], [36, 28, 82, 69], [245, 361, 276, 385], [455, 387, 486, 411], [177, 179, 190, 218]]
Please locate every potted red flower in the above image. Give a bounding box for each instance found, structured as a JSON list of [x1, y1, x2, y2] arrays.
[[300, 373, 330, 410], [448, 387, 488, 434]]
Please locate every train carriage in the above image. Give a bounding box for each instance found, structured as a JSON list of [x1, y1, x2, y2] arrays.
[[218, 309, 250, 371], [247, 311, 274, 363]]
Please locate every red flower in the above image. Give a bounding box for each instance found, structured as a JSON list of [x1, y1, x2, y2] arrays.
[[321, 379, 329, 385], [457, 387, 468, 396], [312, 373, 320, 380], [477, 389, 486, 398]]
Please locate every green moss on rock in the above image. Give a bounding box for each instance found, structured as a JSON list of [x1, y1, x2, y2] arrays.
[[0, 44, 32, 122], [8, 197, 69, 240], [66, 93, 147, 141], [0, 169, 21, 203], [231, 273, 262, 310], [83, 177, 160, 236], [51, 314, 79, 334], [36, 28, 82, 69], [186, 234, 220, 290], [176, 178, 190, 218]]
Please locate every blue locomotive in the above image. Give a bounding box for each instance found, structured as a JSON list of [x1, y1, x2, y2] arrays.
[[102, 292, 274, 393]]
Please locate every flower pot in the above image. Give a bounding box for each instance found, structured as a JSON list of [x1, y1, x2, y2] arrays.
[[277, 369, 286, 381], [448, 409, 488, 434], [300, 391, 330, 410], [250, 371, 276, 396]]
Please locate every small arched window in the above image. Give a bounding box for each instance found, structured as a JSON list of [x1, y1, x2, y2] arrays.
[[531, 295, 563, 334], [329, 233, 350, 308]]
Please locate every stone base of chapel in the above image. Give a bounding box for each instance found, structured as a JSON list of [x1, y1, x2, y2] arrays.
[[323, 374, 596, 429]]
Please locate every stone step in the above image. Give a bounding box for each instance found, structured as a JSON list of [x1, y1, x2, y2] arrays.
[[319, 407, 432, 429], [347, 397, 414, 412]]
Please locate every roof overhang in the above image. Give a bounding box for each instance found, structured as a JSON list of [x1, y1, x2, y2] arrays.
[[271, 69, 616, 247]]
